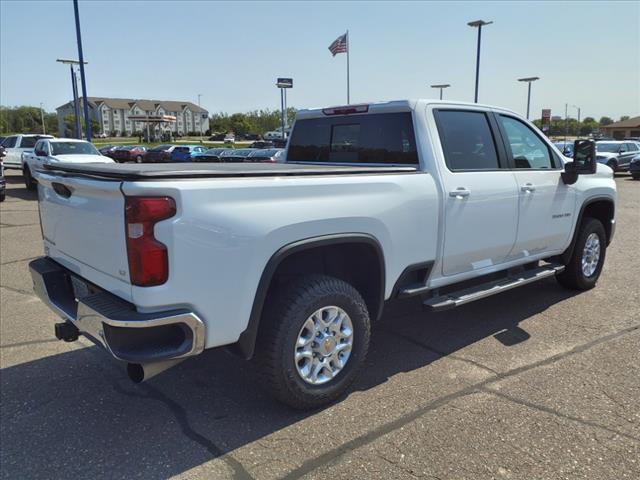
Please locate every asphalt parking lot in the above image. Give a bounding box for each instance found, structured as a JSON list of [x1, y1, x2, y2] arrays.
[[1, 169, 638, 480]]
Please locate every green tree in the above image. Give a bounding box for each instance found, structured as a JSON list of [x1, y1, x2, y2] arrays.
[[599, 116, 614, 126], [619, 115, 630, 122]]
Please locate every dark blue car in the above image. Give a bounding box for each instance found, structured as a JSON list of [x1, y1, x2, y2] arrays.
[[170, 145, 207, 162]]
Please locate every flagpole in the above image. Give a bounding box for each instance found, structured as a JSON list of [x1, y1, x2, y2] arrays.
[[346, 30, 350, 104]]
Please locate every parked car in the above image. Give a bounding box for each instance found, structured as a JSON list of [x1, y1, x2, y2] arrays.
[[110, 145, 148, 163], [29, 99, 616, 409], [0, 146, 6, 202], [218, 148, 255, 162], [553, 141, 574, 158], [170, 145, 207, 162], [224, 134, 235, 145], [630, 154, 640, 180], [144, 144, 176, 163], [595, 140, 640, 172], [271, 138, 288, 148], [248, 140, 274, 149], [98, 144, 118, 156], [22, 138, 114, 190], [246, 148, 284, 163], [208, 133, 225, 141], [1, 134, 54, 169], [191, 148, 229, 162], [97, 132, 108, 139]]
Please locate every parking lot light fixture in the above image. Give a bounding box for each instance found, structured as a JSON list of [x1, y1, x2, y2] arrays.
[[430, 84, 451, 100], [197, 94, 203, 141], [467, 20, 493, 103], [517, 76, 540, 120]]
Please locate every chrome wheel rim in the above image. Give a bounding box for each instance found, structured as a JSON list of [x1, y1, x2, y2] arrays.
[[581, 233, 601, 277], [294, 306, 354, 385]]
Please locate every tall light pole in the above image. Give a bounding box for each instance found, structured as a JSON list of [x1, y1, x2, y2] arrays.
[[39, 103, 46, 134], [572, 105, 581, 138], [430, 84, 451, 100], [197, 93, 203, 141], [517, 77, 540, 120], [73, 0, 91, 141], [276, 78, 293, 139], [467, 19, 492, 103], [56, 58, 86, 139]]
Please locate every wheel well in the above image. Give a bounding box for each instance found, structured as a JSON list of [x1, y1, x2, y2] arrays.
[[232, 236, 385, 359], [583, 200, 614, 243], [268, 242, 384, 322]]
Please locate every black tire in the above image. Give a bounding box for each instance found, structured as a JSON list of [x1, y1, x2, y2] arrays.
[[135, 155, 143, 163], [23, 166, 36, 191], [0, 192, 5, 202], [254, 274, 371, 410], [606, 160, 617, 172], [557, 217, 606, 290], [632, 174, 640, 180]]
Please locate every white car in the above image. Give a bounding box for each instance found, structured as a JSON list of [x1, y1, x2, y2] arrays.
[[1, 134, 54, 169], [22, 138, 114, 190], [223, 134, 235, 144], [29, 99, 615, 409]]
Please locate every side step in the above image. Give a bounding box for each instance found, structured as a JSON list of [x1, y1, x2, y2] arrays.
[[423, 264, 565, 312]]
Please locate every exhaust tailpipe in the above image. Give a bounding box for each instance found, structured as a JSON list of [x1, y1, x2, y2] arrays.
[[127, 358, 185, 383]]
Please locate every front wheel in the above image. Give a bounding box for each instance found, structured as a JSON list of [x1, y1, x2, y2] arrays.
[[255, 274, 371, 409], [557, 217, 606, 290], [606, 160, 617, 172], [135, 155, 143, 163], [23, 166, 36, 191]]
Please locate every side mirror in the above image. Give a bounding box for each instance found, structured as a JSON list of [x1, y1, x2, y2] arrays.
[[573, 139, 596, 174]]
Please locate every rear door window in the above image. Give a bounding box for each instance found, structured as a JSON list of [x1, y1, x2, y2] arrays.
[[435, 110, 500, 170], [287, 112, 418, 164], [20, 137, 39, 148]]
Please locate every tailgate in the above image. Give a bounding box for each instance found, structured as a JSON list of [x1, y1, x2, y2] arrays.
[[36, 170, 132, 300]]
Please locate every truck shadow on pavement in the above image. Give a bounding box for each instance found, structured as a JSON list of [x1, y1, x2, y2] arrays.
[[1, 278, 579, 479]]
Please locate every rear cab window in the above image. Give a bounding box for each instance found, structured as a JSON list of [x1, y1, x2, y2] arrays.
[[434, 110, 501, 171], [287, 112, 418, 165], [20, 137, 40, 149]]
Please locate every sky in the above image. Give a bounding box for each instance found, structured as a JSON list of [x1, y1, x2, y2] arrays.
[[1, 0, 638, 120]]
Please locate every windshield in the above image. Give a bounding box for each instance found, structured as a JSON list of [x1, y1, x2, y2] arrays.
[[51, 142, 100, 156], [596, 143, 620, 153]]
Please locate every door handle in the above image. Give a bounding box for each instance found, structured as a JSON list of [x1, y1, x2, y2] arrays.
[[521, 183, 536, 193], [449, 187, 470, 199]]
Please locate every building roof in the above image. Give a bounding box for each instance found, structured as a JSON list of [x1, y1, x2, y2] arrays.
[[56, 97, 207, 113], [601, 116, 640, 129]]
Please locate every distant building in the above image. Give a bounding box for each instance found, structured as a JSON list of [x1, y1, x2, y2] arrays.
[[56, 97, 209, 137], [599, 116, 640, 140]]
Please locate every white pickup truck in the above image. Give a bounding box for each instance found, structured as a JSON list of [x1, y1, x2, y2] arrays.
[[30, 100, 616, 409], [1, 134, 54, 170]]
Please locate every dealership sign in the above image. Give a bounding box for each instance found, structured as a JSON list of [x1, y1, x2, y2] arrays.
[[276, 78, 293, 88], [541, 109, 551, 133]]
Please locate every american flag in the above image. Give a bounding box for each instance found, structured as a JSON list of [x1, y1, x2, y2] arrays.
[[328, 33, 348, 56]]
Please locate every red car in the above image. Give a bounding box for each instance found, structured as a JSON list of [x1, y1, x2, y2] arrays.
[[109, 145, 147, 163]]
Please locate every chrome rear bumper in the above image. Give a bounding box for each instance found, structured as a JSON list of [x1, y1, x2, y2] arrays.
[[29, 257, 205, 363]]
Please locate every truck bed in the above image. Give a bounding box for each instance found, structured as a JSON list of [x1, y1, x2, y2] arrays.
[[43, 162, 418, 180]]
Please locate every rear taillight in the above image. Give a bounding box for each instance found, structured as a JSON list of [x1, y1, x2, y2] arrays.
[[125, 196, 176, 286], [322, 104, 369, 115]]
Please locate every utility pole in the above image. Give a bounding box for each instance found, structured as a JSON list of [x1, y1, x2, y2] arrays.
[[39, 103, 46, 134], [467, 20, 493, 103], [73, 0, 91, 141], [572, 105, 581, 137]]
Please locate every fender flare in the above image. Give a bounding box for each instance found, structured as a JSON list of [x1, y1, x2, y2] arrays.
[[561, 195, 615, 264], [232, 233, 385, 359]]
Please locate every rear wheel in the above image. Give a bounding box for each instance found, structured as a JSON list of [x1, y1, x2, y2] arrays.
[[632, 173, 640, 180], [557, 217, 606, 290], [23, 166, 36, 191], [254, 274, 371, 409], [135, 155, 143, 163], [606, 159, 617, 172]]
